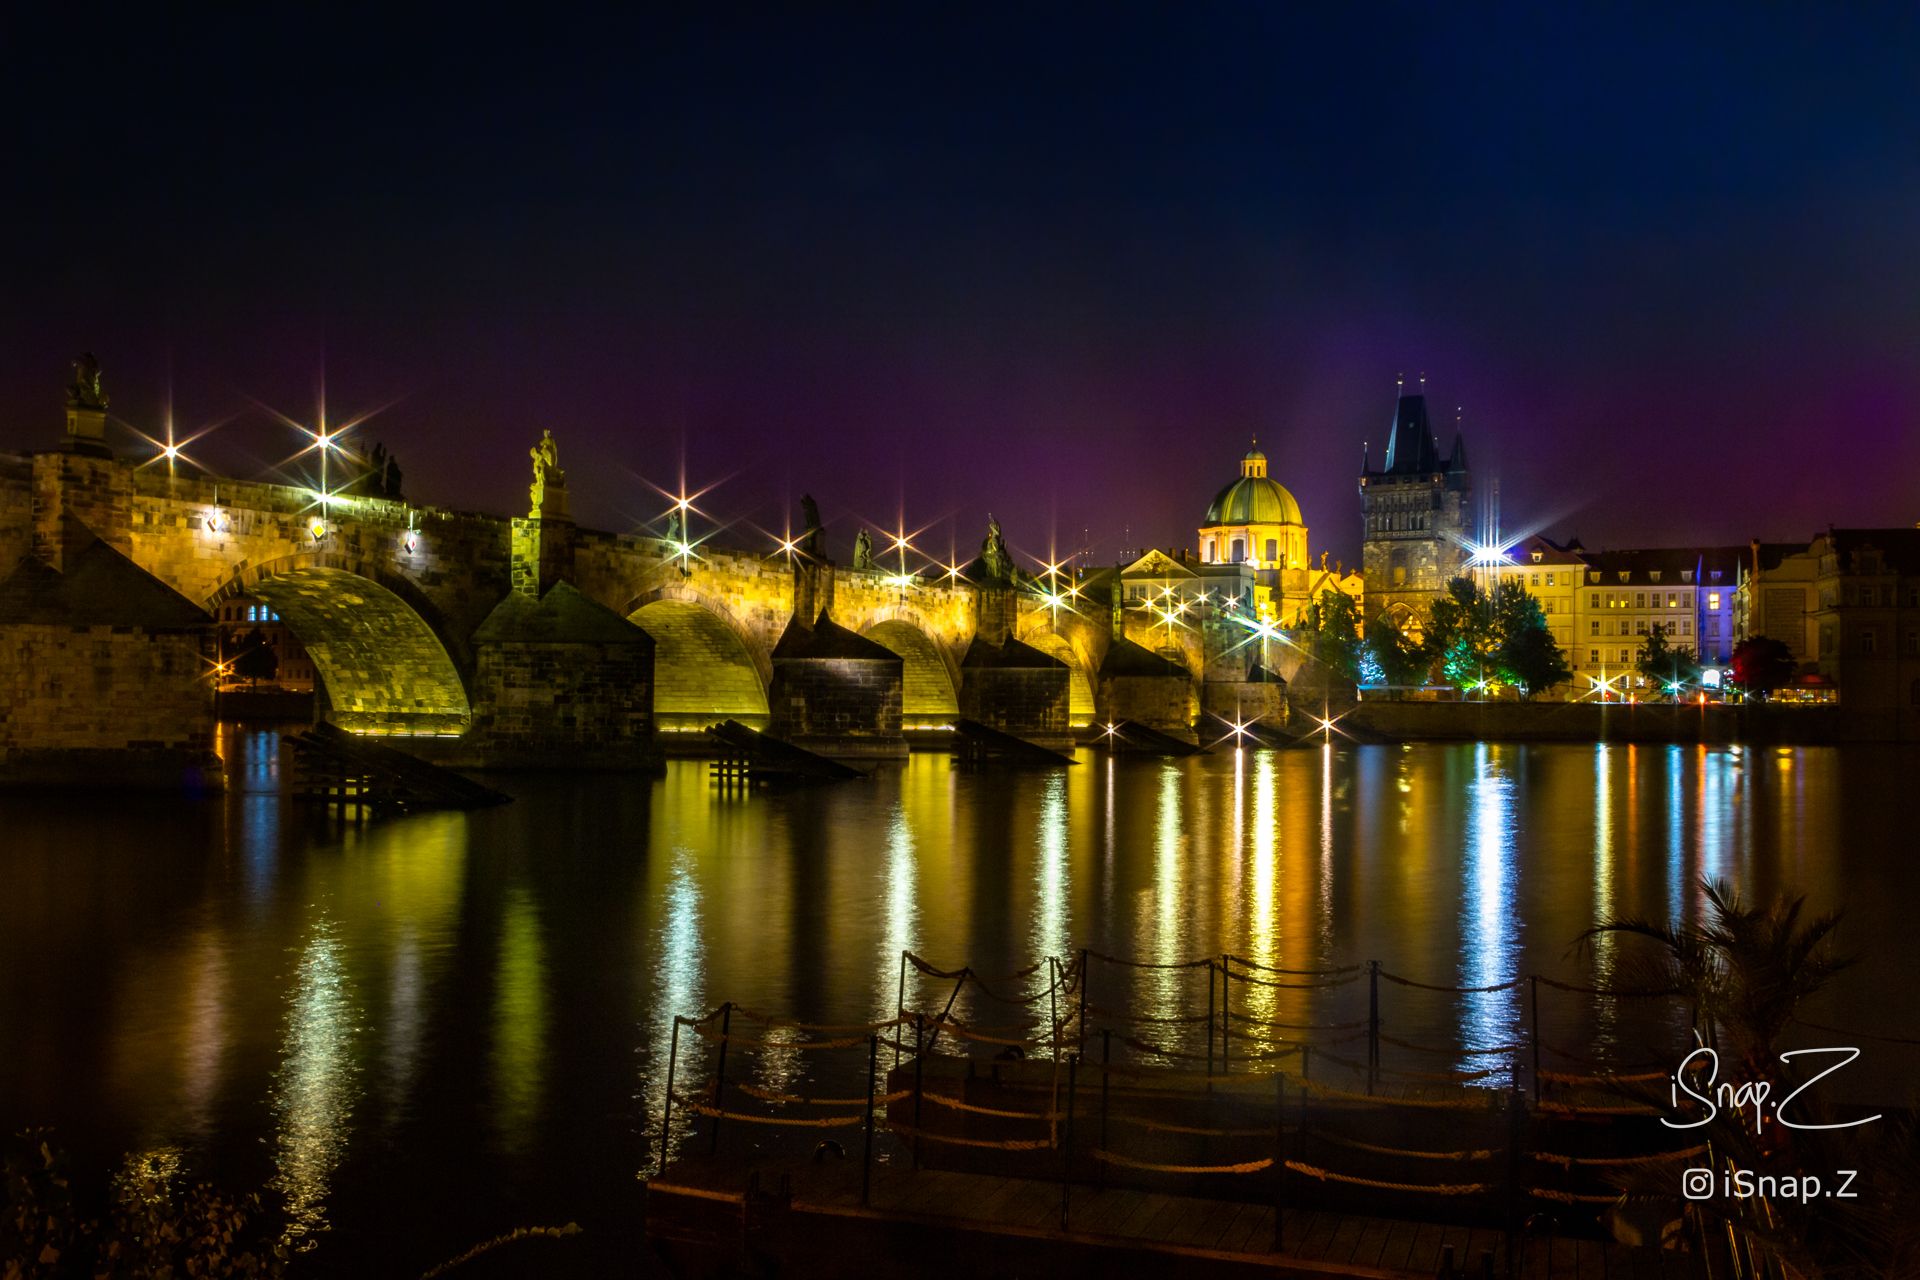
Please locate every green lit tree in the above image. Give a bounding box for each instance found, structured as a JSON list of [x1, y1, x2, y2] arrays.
[[1423, 577, 1497, 692], [1488, 580, 1571, 699], [1636, 624, 1702, 698], [1364, 611, 1430, 692], [1299, 588, 1365, 684]]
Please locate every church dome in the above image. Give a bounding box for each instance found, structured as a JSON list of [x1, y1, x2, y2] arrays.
[[1204, 446, 1304, 526]]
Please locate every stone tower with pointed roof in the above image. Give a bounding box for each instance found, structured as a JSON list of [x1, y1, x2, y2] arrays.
[[1357, 391, 1473, 625]]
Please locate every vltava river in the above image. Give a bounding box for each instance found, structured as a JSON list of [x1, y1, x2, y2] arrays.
[[2, 734, 1913, 1273]]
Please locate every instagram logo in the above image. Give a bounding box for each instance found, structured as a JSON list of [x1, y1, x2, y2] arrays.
[[1682, 1169, 1715, 1200]]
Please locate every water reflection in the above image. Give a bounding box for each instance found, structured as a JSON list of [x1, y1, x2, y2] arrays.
[[1458, 745, 1520, 1071], [3, 738, 1917, 1278], [269, 917, 359, 1252]]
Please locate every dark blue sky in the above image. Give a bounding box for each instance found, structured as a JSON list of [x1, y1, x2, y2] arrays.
[[4, 6, 1916, 568]]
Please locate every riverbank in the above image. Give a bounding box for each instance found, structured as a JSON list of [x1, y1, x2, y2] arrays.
[[1323, 699, 1901, 745]]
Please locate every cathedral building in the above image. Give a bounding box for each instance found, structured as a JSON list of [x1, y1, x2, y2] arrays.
[[1358, 391, 1473, 627], [1149, 441, 1361, 627]]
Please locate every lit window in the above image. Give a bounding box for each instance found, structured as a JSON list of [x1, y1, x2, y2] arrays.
[[1708, 592, 1720, 609]]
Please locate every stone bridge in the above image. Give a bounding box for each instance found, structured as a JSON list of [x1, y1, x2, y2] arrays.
[[3, 443, 1294, 770]]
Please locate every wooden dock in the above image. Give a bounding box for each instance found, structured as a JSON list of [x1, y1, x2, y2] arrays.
[[706, 718, 865, 788], [647, 1153, 1696, 1279], [285, 722, 512, 812]]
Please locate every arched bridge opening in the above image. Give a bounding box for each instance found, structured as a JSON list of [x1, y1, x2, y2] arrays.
[[1024, 632, 1096, 726], [627, 598, 770, 732], [213, 564, 471, 734], [862, 620, 959, 726]]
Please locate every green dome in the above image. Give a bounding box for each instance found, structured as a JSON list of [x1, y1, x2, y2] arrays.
[[1204, 473, 1304, 526]]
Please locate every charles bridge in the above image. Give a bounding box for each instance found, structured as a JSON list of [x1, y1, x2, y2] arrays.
[[0, 400, 1301, 783]]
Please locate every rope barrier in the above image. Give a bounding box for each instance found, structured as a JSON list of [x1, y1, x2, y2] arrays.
[[675, 1100, 864, 1128], [735, 1083, 911, 1108], [888, 1123, 1053, 1152], [1093, 1150, 1274, 1176], [1534, 1100, 1661, 1117], [1297, 1079, 1501, 1111], [1225, 969, 1362, 990], [1307, 1131, 1496, 1162], [918, 1092, 1060, 1122], [724, 1009, 913, 1034], [1530, 1145, 1709, 1169], [1104, 1113, 1275, 1138], [1284, 1160, 1489, 1195], [1085, 950, 1213, 971], [674, 1005, 733, 1028], [1377, 972, 1521, 994], [1119, 1035, 1215, 1062], [1528, 1187, 1625, 1205], [940, 1019, 1051, 1048], [687, 1025, 869, 1052], [1537, 1067, 1675, 1086], [1224, 955, 1361, 977]]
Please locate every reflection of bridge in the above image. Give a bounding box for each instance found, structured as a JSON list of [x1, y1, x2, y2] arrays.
[[3, 441, 1298, 775]]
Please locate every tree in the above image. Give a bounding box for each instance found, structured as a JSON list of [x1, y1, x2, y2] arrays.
[[1488, 580, 1571, 699], [1636, 623, 1703, 698], [1364, 612, 1430, 691], [230, 628, 279, 686], [1423, 577, 1571, 698], [1299, 588, 1365, 684], [1423, 577, 1497, 692], [1730, 635, 1795, 700]]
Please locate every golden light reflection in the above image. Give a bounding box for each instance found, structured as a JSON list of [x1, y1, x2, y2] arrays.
[[1030, 773, 1070, 968], [269, 917, 359, 1253], [874, 803, 919, 1025], [491, 888, 548, 1154]]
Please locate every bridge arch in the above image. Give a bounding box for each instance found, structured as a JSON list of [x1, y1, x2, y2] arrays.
[[1018, 628, 1097, 727], [207, 554, 471, 733], [859, 609, 960, 726], [625, 585, 772, 731]]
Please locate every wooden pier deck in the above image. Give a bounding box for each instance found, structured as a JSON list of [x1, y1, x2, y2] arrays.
[[647, 1153, 1697, 1279]]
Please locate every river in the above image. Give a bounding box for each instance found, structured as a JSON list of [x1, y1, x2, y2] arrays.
[[2, 733, 1913, 1273]]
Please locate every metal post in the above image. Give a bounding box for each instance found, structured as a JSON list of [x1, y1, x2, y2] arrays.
[[1272, 1072, 1287, 1252], [1221, 957, 1232, 1075], [1529, 975, 1542, 1104], [708, 1002, 733, 1154], [1205, 962, 1216, 1077], [1060, 1052, 1079, 1229], [658, 1016, 682, 1175], [1076, 947, 1089, 1057], [912, 1014, 926, 1170], [895, 952, 908, 1069], [1048, 957, 1061, 1061], [1367, 961, 1380, 1096], [863, 1032, 878, 1207], [1505, 1085, 1524, 1280]]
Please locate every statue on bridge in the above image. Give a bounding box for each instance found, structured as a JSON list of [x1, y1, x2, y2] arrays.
[[853, 528, 873, 570], [981, 514, 1012, 584], [799, 494, 822, 557], [528, 430, 568, 519], [68, 353, 108, 410]]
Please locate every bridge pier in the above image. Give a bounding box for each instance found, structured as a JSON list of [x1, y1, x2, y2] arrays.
[[958, 636, 1072, 751], [767, 611, 906, 759]]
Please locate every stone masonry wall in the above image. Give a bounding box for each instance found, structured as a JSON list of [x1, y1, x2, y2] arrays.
[[959, 667, 1070, 744], [0, 623, 218, 786], [465, 640, 658, 768], [768, 655, 904, 756], [1099, 673, 1198, 739]]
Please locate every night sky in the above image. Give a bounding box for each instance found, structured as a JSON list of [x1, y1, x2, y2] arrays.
[[4, 6, 1917, 569]]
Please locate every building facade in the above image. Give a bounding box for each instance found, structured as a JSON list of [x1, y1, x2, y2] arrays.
[[1358, 392, 1472, 627]]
